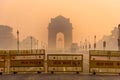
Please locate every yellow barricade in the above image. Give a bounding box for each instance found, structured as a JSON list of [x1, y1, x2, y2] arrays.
[[47, 54, 83, 73], [89, 50, 120, 74], [0, 50, 6, 74], [9, 49, 45, 73]]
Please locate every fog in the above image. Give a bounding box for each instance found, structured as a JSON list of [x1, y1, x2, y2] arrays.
[[0, 25, 119, 50], [0, 25, 16, 49], [20, 36, 37, 50], [1, 0, 120, 44], [0, 25, 37, 50], [96, 27, 118, 50]]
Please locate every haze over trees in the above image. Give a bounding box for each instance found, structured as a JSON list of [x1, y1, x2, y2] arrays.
[[0, 25, 37, 50], [0, 25, 16, 49], [0, 25, 119, 50]]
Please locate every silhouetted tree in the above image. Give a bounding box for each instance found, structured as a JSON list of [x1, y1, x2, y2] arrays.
[[0, 25, 16, 49]]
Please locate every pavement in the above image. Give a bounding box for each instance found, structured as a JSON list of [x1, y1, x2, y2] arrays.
[[0, 73, 120, 80]]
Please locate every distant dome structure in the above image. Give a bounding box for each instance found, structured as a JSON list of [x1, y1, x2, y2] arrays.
[[48, 15, 73, 50]]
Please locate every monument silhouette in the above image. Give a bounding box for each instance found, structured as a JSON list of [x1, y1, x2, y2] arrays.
[[48, 15, 73, 50]]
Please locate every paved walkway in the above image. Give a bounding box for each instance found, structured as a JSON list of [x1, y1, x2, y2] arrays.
[[0, 73, 120, 80]]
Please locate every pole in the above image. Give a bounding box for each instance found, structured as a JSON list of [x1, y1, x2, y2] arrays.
[[37, 40, 38, 53], [103, 41, 106, 50], [85, 39, 87, 50], [94, 35, 96, 50], [88, 36, 91, 50], [89, 43, 91, 49], [30, 36, 32, 53], [37, 40, 38, 50], [17, 30, 19, 54], [80, 41, 82, 50]]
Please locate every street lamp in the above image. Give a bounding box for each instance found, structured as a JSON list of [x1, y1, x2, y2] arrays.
[[103, 41, 106, 50], [37, 40, 38, 50], [85, 39, 87, 50], [80, 41, 82, 50], [36, 40, 39, 53], [88, 36, 91, 50], [89, 43, 91, 49], [94, 35, 96, 50], [17, 30, 19, 54], [30, 36, 32, 53]]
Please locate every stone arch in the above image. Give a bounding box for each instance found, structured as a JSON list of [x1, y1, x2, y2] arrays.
[[48, 15, 73, 50], [56, 32, 64, 49]]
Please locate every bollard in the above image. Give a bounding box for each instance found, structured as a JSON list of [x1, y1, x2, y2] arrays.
[[13, 72, 17, 74], [76, 71, 79, 74], [51, 71, 54, 74], [0, 72, 2, 75], [37, 71, 41, 74], [93, 71, 96, 75]]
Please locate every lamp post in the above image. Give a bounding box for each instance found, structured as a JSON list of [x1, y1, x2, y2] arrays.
[[30, 36, 32, 53], [36, 40, 38, 53], [17, 30, 19, 54], [80, 41, 82, 50], [85, 39, 87, 50], [37, 40, 38, 50], [94, 35, 96, 50], [88, 36, 91, 50], [103, 41, 106, 50], [89, 43, 91, 50]]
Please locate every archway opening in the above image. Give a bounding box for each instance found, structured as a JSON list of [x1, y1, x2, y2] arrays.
[[56, 32, 64, 50]]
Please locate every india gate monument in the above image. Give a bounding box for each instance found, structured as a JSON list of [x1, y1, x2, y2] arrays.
[[48, 15, 73, 50]]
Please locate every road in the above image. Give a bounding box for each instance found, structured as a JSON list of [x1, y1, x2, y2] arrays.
[[0, 73, 120, 80]]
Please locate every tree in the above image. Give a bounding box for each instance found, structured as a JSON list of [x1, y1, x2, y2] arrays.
[[0, 25, 16, 49]]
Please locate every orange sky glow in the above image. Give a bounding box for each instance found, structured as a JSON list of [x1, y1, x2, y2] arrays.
[[0, 0, 120, 44]]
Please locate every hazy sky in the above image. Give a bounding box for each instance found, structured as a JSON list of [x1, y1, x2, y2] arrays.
[[0, 0, 120, 44]]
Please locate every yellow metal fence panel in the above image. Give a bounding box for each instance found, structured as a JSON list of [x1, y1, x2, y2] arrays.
[[89, 50, 120, 74], [48, 60, 82, 67], [47, 54, 83, 72], [90, 60, 120, 68], [10, 60, 44, 67], [0, 61, 4, 68]]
